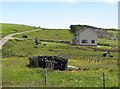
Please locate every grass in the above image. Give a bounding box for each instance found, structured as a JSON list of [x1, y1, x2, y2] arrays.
[[0, 60, 1, 88], [2, 39, 118, 59], [2, 38, 118, 87], [14, 29, 74, 41], [1, 23, 39, 38], [14, 29, 119, 47], [1, 23, 119, 87], [2, 57, 118, 87], [98, 38, 118, 47], [107, 29, 119, 38]]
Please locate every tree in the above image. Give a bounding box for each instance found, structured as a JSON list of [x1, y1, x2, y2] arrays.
[[69, 25, 81, 33]]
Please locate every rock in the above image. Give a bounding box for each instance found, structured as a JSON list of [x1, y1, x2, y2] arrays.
[[43, 44, 46, 46], [28, 38, 32, 40], [68, 65, 80, 71], [102, 51, 113, 57], [22, 35, 28, 38], [28, 56, 68, 71]]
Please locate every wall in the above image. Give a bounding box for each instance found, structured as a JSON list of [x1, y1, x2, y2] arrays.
[[78, 28, 98, 45]]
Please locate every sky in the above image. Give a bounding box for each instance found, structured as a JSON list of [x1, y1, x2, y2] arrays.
[[1, 0, 119, 29], [118, 2, 120, 29]]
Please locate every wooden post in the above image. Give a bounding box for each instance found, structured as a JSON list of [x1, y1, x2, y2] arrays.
[[44, 59, 57, 86], [45, 67, 47, 85], [102, 72, 105, 89], [45, 59, 48, 86]]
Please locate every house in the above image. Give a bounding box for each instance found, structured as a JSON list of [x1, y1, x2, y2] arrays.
[[72, 27, 98, 46]]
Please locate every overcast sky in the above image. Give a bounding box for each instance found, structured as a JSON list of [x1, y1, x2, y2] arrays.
[[1, 0, 119, 29]]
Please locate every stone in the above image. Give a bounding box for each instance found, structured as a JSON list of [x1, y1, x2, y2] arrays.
[[22, 35, 28, 38], [28, 56, 68, 71]]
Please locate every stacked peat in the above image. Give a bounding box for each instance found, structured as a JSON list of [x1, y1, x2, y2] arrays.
[[28, 56, 68, 71]]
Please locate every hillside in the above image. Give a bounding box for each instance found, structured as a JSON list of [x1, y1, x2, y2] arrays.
[[1, 23, 40, 38], [1, 23, 119, 40], [14, 29, 74, 41], [1, 23, 119, 87], [2, 35, 118, 87], [3, 26, 119, 58], [2, 23, 119, 57], [70, 24, 120, 40]]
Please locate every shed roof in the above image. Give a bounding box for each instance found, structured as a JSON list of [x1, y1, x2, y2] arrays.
[[75, 27, 98, 34]]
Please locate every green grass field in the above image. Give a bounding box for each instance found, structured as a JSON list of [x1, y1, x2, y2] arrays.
[[14, 29, 119, 47], [2, 39, 118, 59], [2, 57, 118, 87], [14, 29, 74, 41], [1, 23, 119, 87], [107, 29, 119, 38], [2, 38, 118, 87], [1, 23, 39, 38]]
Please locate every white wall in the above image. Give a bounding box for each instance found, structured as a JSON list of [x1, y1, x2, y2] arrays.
[[78, 28, 98, 45]]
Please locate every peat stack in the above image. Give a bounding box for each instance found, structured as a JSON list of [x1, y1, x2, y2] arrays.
[[28, 56, 68, 71]]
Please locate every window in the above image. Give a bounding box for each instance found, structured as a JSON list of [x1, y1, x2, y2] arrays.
[[91, 40, 95, 44], [82, 40, 88, 43]]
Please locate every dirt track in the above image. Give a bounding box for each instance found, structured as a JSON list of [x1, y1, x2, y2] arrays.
[[0, 29, 41, 49]]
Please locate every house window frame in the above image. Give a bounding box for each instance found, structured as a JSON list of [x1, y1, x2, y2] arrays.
[[82, 40, 88, 43], [91, 40, 95, 44]]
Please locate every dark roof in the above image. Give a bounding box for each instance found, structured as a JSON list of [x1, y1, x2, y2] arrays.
[[77, 24, 103, 30], [72, 24, 105, 34]]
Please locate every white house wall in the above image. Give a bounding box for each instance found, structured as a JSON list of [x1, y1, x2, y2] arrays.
[[78, 29, 98, 45]]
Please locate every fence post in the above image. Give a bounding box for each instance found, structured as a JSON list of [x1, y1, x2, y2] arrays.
[[102, 72, 105, 89], [45, 67, 48, 85], [45, 59, 48, 86], [44, 59, 56, 86]]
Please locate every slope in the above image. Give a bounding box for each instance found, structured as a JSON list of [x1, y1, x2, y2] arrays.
[[1, 23, 40, 38]]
